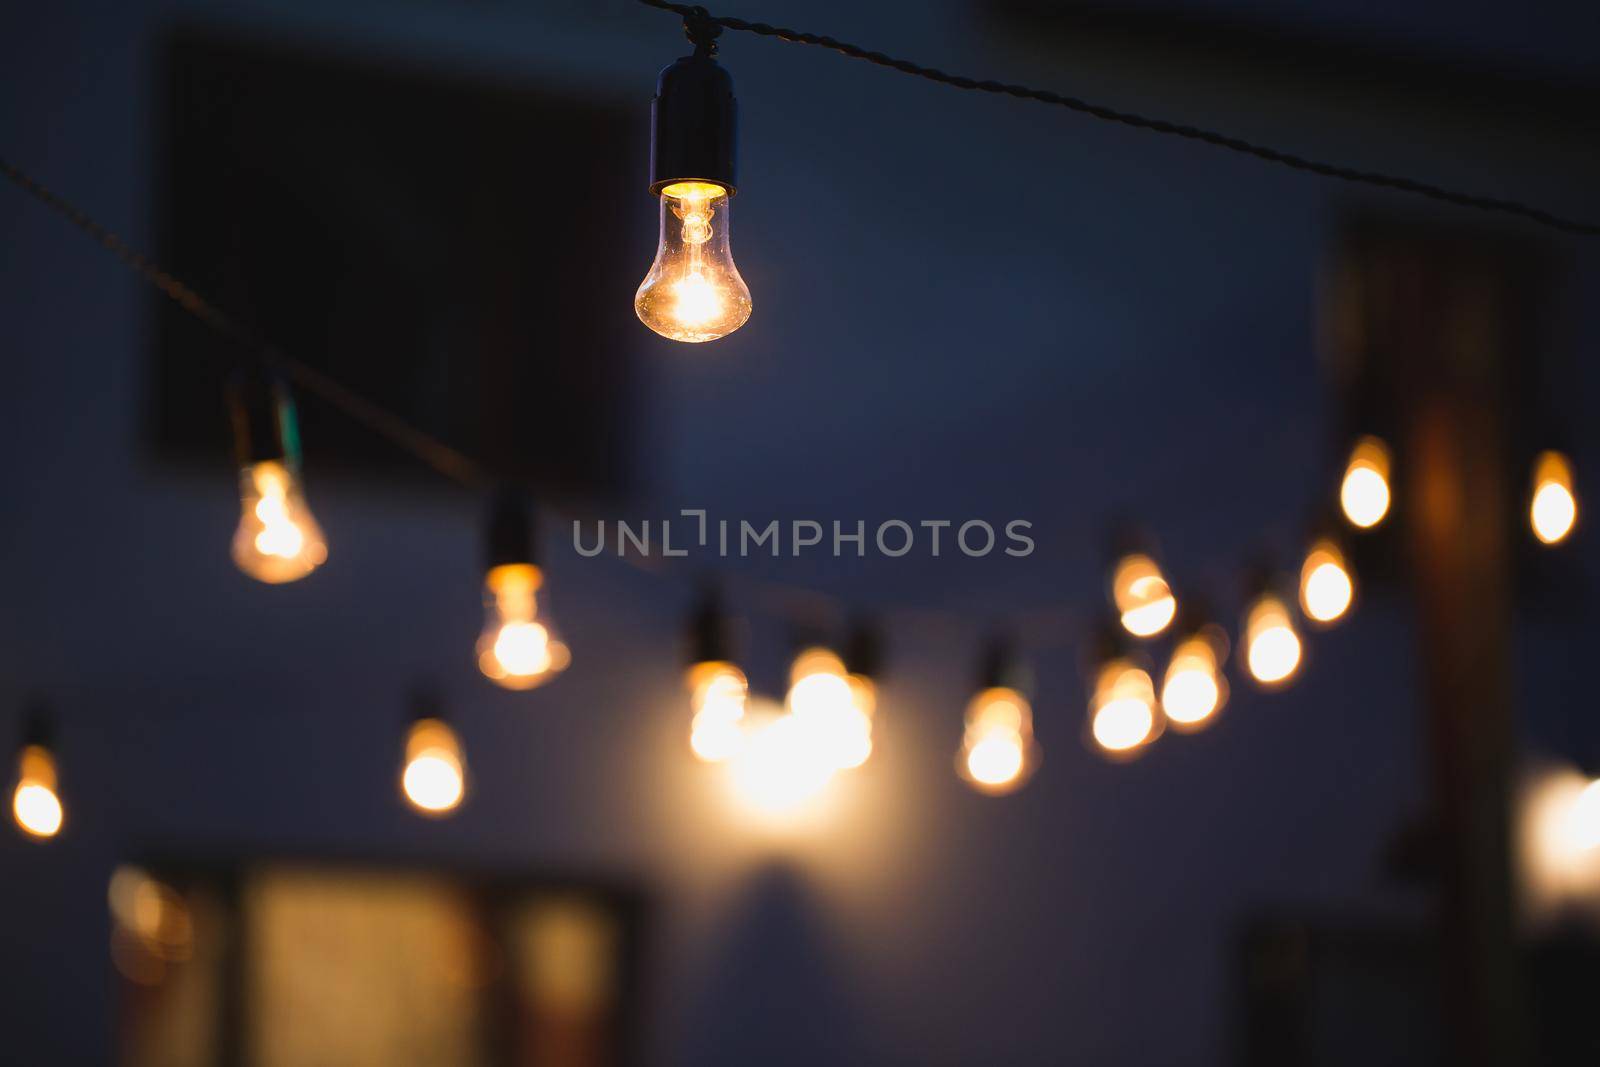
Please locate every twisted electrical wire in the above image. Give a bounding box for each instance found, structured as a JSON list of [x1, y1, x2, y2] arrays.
[[638, 0, 1598, 237]]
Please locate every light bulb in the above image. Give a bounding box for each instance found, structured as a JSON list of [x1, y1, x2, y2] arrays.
[[401, 717, 465, 816], [728, 707, 837, 818], [1299, 539, 1354, 624], [635, 182, 751, 343], [1530, 450, 1577, 545], [231, 460, 327, 583], [1111, 553, 1177, 638], [12, 744, 63, 839], [1090, 660, 1158, 755], [1569, 778, 1600, 852], [477, 564, 570, 689], [1340, 436, 1392, 529], [786, 647, 874, 771], [958, 687, 1038, 795], [1161, 633, 1227, 729], [687, 660, 749, 762], [1245, 592, 1302, 686]]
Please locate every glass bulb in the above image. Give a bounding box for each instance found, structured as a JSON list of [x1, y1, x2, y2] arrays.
[[1299, 539, 1354, 624], [1161, 634, 1227, 729], [635, 182, 751, 343], [958, 687, 1038, 795], [232, 460, 327, 583], [477, 564, 571, 689], [1340, 436, 1392, 529], [1111, 554, 1177, 638], [687, 660, 749, 763], [1090, 660, 1158, 755], [786, 647, 874, 771], [1245, 593, 1302, 686], [12, 744, 63, 839], [1530, 450, 1577, 545], [401, 718, 465, 816]]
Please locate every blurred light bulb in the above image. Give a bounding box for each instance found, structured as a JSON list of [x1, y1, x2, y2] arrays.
[[232, 460, 327, 583], [1090, 660, 1158, 755], [687, 660, 748, 762], [401, 717, 465, 816], [477, 564, 570, 689], [635, 182, 751, 343], [786, 647, 874, 771], [729, 704, 837, 819], [12, 744, 63, 839], [1340, 436, 1392, 529], [1530, 451, 1577, 546], [1245, 592, 1302, 686], [1161, 632, 1227, 728], [1570, 778, 1600, 852], [1112, 554, 1177, 638], [958, 687, 1038, 795], [1299, 539, 1354, 624]]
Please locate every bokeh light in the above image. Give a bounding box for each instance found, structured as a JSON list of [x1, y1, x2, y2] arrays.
[[1299, 539, 1354, 624], [1245, 593, 1302, 686], [1339, 436, 1392, 529], [401, 718, 466, 816], [1112, 554, 1177, 638], [1530, 450, 1577, 545]]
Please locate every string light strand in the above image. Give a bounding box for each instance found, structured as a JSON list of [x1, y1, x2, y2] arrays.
[[635, 1, 1600, 238], [0, 156, 491, 488]]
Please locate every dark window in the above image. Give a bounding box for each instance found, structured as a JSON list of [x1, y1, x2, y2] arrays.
[[150, 28, 643, 501]]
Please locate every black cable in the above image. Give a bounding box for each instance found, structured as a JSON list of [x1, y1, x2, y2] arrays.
[[0, 155, 490, 488], [637, 0, 1599, 238]]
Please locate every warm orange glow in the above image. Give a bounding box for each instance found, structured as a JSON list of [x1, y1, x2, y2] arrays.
[[1530, 451, 1578, 545], [232, 460, 328, 583], [401, 718, 465, 816], [1299, 539, 1354, 624], [687, 660, 749, 762], [727, 702, 838, 820], [1519, 767, 1600, 922], [786, 647, 874, 771], [11, 744, 63, 839], [1340, 436, 1392, 529], [1090, 660, 1158, 755], [477, 563, 570, 689], [1161, 632, 1227, 729], [1111, 554, 1177, 638], [1245, 592, 1302, 686], [1571, 779, 1600, 852], [636, 182, 751, 343], [958, 687, 1039, 795]]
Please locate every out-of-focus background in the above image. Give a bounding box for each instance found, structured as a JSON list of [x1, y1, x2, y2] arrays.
[[2, 1, 1599, 1064]]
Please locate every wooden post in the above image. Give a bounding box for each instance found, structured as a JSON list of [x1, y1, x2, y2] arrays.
[[1331, 222, 1537, 1067]]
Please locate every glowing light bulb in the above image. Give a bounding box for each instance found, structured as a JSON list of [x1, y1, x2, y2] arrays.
[[1161, 632, 1227, 729], [1530, 450, 1577, 546], [11, 744, 63, 839], [786, 647, 874, 771], [231, 460, 327, 583], [1570, 778, 1600, 852], [1340, 436, 1392, 529], [1245, 592, 1302, 686], [1111, 553, 1177, 638], [727, 699, 838, 821], [401, 717, 465, 816], [636, 182, 751, 343], [477, 564, 570, 689], [958, 687, 1038, 795], [1299, 539, 1354, 624], [1090, 660, 1158, 755], [687, 660, 748, 762]]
